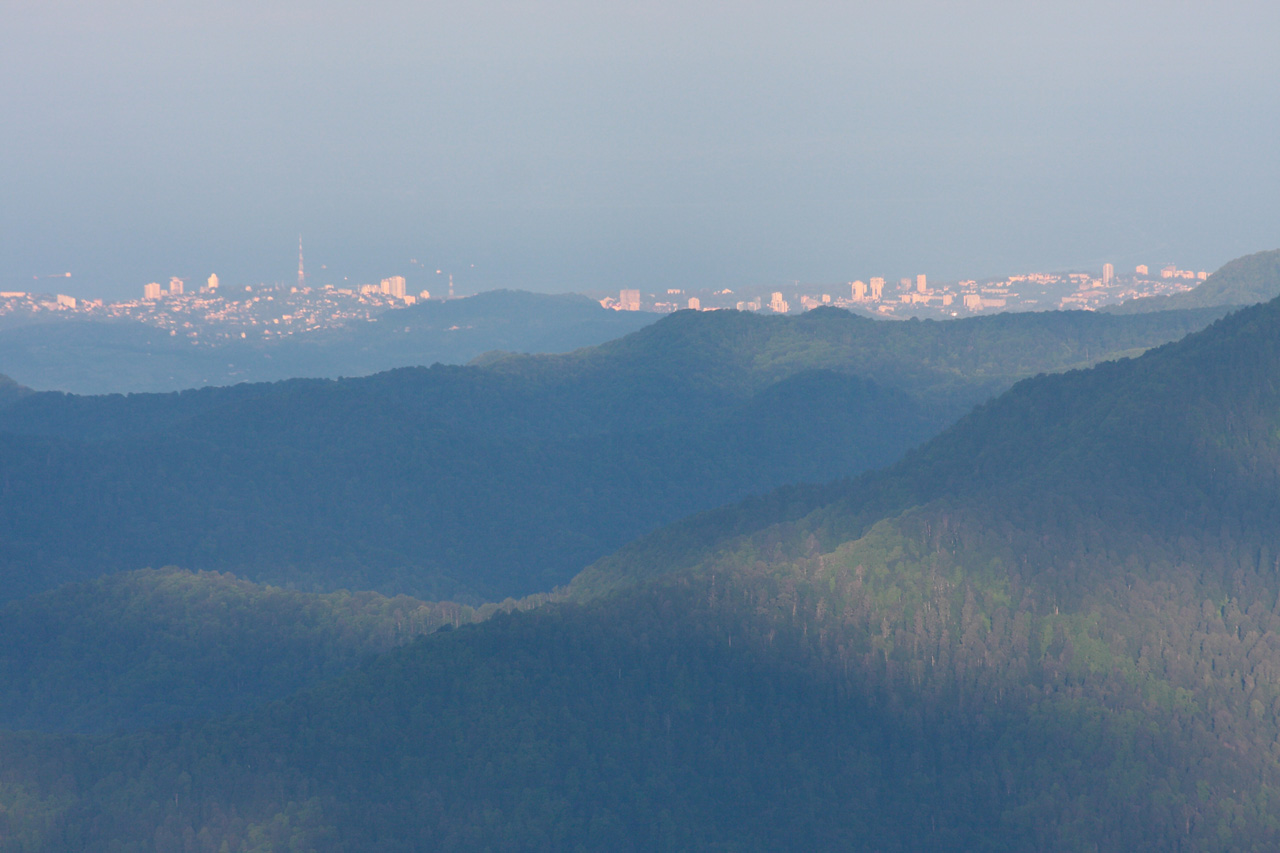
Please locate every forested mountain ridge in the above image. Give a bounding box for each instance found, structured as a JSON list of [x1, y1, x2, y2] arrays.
[[0, 305, 1227, 604], [10, 585, 1224, 852], [480, 302, 1229, 417], [0, 366, 933, 604], [1107, 247, 1280, 313], [0, 568, 517, 734], [576, 296, 1280, 598], [5, 301, 1280, 849], [553, 295, 1280, 844], [0, 303, 1224, 442]]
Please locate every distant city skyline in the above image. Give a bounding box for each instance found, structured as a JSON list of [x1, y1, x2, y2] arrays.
[[0, 258, 1213, 339], [0, 245, 1229, 307], [3, 2, 1277, 301]]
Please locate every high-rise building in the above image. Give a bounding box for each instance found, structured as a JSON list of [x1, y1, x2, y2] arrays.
[[869, 277, 885, 301], [144, 282, 161, 300], [851, 280, 867, 301], [1102, 263, 1114, 286], [1135, 264, 1149, 276], [687, 297, 701, 310], [207, 273, 219, 291], [769, 292, 789, 313], [916, 274, 927, 293], [168, 277, 184, 296], [619, 289, 641, 311], [381, 276, 407, 298]]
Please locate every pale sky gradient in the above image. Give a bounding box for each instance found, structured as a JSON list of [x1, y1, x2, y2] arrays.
[[3, 0, 1279, 299]]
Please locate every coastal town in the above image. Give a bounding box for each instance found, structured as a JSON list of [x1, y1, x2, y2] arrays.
[[0, 275, 427, 342], [602, 263, 1208, 317], [0, 262, 1209, 342]]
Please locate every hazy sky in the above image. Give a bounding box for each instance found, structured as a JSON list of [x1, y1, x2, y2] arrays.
[[4, 0, 1279, 299]]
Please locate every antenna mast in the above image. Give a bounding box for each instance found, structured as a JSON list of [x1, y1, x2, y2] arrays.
[[297, 236, 305, 289]]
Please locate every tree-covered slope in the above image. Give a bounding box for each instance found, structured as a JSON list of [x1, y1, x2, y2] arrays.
[[0, 568, 513, 734], [1107, 247, 1280, 313], [577, 296, 1280, 598], [0, 306, 1224, 604], [0, 367, 934, 604], [551, 295, 1280, 843], [5, 301, 1280, 850], [1, 569, 1274, 851], [485, 302, 1228, 418]]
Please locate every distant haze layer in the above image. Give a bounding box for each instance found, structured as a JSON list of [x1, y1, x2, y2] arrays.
[[3, 1, 1279, 299]]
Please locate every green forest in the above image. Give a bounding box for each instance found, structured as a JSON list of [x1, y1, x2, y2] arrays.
[[0, 568, 540, 734], [5, 281, 1280, 849], [0, 305, 1222, 603]]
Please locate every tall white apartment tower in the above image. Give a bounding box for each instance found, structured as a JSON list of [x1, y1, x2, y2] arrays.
[[1102, 263, 1114, 287], [381, 276, 407, 298]]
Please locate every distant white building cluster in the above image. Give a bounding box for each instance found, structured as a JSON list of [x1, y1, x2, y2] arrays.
[[0, 271, 439, 345], [1159, 264, 1207, 281], [142, 270, 431, 307], [3, 252, 1219, 335], [1, 291, 100, 315], [591, 256, 1214, 318], [599, 289, 643, 311], [144, 277, 191, 300]]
